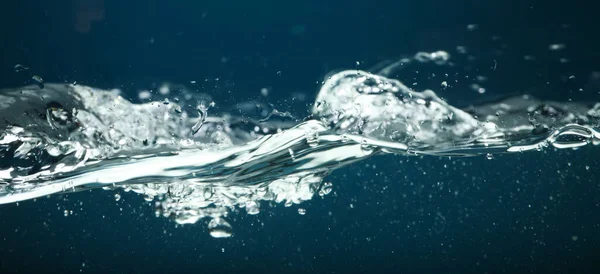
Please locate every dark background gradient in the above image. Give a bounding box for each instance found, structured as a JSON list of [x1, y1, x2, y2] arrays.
[[1, 0, 599, 273]]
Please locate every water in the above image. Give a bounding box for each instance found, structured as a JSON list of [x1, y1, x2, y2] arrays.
[[1, 52, 598, 236]]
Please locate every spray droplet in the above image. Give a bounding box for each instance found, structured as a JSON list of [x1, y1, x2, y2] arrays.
[[191, 105, 207, 135]]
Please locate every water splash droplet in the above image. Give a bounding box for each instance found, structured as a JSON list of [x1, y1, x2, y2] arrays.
[[191, 105, 207, 135]]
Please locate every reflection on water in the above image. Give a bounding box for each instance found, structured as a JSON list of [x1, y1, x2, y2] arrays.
[[1, 51, 598, 237]]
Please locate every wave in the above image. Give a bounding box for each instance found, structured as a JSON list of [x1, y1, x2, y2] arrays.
[[1, 52, 598, 236]]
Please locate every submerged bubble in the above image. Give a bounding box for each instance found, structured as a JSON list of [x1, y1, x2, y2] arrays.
[[360, 138, 374, 155], [208, 218, 233, 238], [246, 201, 260, 215], [138, 90, 151, 100], [45, 103, 78, 131], [14, 64, 29, 72], [32, 75, 44, 89], [305, 131, 319, 147], [414, 51, 450, 65], [114, 193, 121, 201], [467, 24, 478, 31], [260, 88, 269, 96], [319, 182, 333, 196]]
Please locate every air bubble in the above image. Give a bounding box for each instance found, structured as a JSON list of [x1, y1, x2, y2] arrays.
[[208, 218, 233, 238], [32, 75, 44, 89], [319, 182, 333, 196], [305, 131, 319, 147], [246, 201, 260, 215]]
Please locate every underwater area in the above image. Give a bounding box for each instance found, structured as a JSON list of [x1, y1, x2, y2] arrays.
[[0, 0, 599, 273]]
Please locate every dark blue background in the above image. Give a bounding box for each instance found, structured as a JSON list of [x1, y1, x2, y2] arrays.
[[1, 0, 599, 273]]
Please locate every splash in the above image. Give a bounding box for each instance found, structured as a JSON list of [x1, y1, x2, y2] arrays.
[[1, 51, 599, 236]]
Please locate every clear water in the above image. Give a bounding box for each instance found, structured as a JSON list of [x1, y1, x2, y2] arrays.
[[1, 52, 599, 236]]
